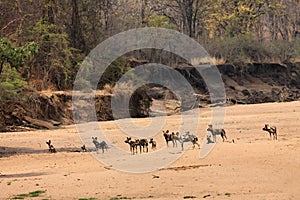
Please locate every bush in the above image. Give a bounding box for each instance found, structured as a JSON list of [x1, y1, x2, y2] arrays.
[[0, 64, 27, 101], [203, 34, 299, 64]]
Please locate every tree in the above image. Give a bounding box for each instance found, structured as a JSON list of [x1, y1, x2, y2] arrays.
[[28, 18, 74, 89], [212, 0, 286, 37], [0, 38, 38, 75], [69, 0, 86, 52], [149, 0, 211, 37]]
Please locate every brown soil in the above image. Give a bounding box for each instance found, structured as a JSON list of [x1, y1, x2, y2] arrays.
[[1, 101, 300, 200]]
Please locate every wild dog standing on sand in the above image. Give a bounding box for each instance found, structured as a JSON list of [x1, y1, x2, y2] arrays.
[[92, 137, 108, 153], [262, 124, 277, 140], [206, 124, 227, 142], [149, 138, 157, 150], [179, 131, 200, 150], [163, 130, 177, 147], [135, 139, 149, 153], [125, 137, 137, 155]]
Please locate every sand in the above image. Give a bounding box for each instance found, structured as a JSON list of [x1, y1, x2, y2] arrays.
[[1, 101, 300, 200]]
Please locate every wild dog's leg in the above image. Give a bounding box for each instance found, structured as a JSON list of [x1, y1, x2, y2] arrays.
[[172, 139, 175, 147], [213, 133, 216, 143], [173, 138, 177, 147], [133, 144, 135, 155], [221, 131, 225, 142], [195, 138, 200, 148], [165, 136, 169, 147], [222, 129, 227, 141], [131, 144, 135, 155], [146, 142, 148, 152]]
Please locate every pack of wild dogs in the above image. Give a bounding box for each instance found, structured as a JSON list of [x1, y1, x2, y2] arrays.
[[46, 124, 277, 154]]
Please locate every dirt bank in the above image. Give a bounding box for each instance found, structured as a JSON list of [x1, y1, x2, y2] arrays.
[[0, 62, 299, 132]]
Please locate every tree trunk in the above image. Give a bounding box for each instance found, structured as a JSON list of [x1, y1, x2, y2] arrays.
[[0, 61, 4, 75], [70, 0, 86, 52], [141, 0, 147, 24], [185, 0, 194, 37]]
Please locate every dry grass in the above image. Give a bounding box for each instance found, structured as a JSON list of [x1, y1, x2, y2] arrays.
[[190, 57, 226, 65]]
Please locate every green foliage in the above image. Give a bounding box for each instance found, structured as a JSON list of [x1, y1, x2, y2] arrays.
[[209, 0, 285, 37], [110, 197, 131, 200], [0, 38, 37, 100], [28, 190, 46, 197], [78, 198, 97, 200], [98, 56, 131, 88], [205, 34, 265, 63], [0, 0, 298, 94], [0, 64, 27, 101], [0, 37, 38, 73], [28, 18, 75, 89], [204, 34, 299, 64], [12, 190, 45, 199], [145, 13, 177, 29], [268, 38, 300, 62]]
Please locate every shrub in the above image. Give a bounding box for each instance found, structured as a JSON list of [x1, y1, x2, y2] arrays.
[[203, 34, 299, 64], [0, 64, 27, 101]]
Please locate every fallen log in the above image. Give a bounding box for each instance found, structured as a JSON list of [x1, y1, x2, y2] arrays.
[[23, 116, 56, 130]]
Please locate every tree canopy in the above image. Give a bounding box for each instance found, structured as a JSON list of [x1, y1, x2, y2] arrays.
[[0, 0, 299, 91]]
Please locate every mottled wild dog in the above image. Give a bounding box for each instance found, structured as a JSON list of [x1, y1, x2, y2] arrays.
[[125, 137, 137, 155], [206, 124, 227, 142], [163, 130, 177, 147], [92, 137, 108, 153], [149, 138, 157, 150], [81, 145, 87, 152], [46, 140, 56, 153], [136, 139, 149, 153], [179, 132, 200, 150], [262, 124, 277, 140]]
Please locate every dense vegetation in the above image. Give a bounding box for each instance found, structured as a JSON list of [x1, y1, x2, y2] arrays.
[[0, 0, 299, 94]]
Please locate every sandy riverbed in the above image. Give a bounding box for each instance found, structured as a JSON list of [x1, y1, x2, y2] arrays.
[[1, 101, 300, 200]]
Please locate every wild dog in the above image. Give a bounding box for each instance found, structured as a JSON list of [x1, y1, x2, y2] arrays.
[[262, 124, 277, 140], [92, 137, 108, 153], [179, 132, 200, 150], [81, 145, 87, 152], [206, 124, 227, 142], [46, 140, 56, 153], [163, 130, 177, 147], [149, 138, 157, 150], [136, 138, 148, 153], [125, 137, 137, 155], [172, 132, 181, 146]]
